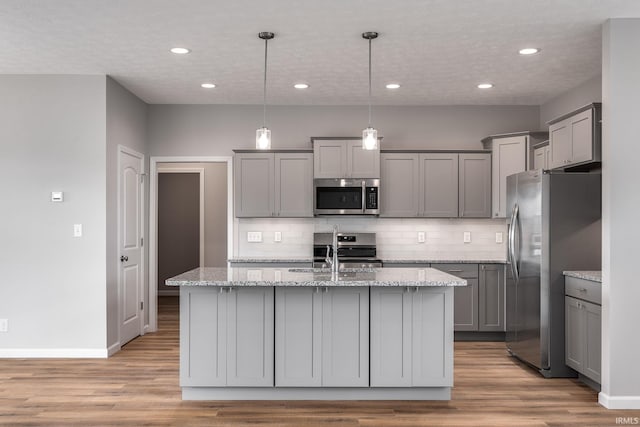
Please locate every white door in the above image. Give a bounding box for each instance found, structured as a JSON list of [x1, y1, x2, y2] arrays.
[[119, 147, 144, 346]]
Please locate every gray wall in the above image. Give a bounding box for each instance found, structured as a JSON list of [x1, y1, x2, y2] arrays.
[[148, 105, 541, 155], [0, 75, 107, 351], [539, 75, 602, 128], [106, 77, 148, 348]]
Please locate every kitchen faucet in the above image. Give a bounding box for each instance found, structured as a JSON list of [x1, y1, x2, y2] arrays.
[[325, 225, 339, 273]]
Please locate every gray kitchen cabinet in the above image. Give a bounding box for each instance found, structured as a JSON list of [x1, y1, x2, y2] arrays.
[[275, 286, 369, 387], [533, 143, 551, 170], [313, 138, 380, 179], [458, 153, 491, 218], [234, 151, 313, 217], [274, 152, 314, 217], [478, 264, 504, 332], [420, 153, 459, 217], [549, 104, 601, 169], [370, 286, 453, 387], [180, 286, 274, 387], [482, 132, 548, 218], [564, 275, 601, 383], [380, 153, 420, 217], [433, 264, 478, 331]]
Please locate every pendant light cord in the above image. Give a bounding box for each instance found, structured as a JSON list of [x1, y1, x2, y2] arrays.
[[263, 37, 268, 128], [368, 37, 372, 127]]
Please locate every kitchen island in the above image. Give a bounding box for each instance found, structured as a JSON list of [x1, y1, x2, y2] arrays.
[[166, 266, 466, 400]]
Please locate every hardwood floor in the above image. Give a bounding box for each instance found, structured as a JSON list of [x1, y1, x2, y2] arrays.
[[0, 296, 637, 426]]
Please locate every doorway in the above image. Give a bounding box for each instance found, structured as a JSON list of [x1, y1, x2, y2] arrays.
[[149, 157, 233, 332]]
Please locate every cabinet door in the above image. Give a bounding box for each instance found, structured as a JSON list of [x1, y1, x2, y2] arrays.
[[180, 287, 227, 386], [565, 296, 584, 372], [321, 287, 369, 387], [274, 153, 313, 217], [544, 145, 551, 169], [459, 153, 491, 218], [584, 300, 601, 383], [226, 287, 274, 386], [370, 287, 412, 386], [550, 120, 571, 169], [478, 264, 504, 332], [533, 147, 545, 170], [275, 287, 322, 387], [313, 141, 346, 178], [492, 136, 527, 218], [234, 153, 274, 217], [420, 153, 459, 217], [380, 153, 420, 217], [412, 287, 454, 386], [453, 279, 478, 331], [347, 140, 380, 178], [570, 109, 594, 165]]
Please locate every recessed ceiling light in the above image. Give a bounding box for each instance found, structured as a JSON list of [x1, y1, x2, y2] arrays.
[[477, 83, 494, 89], [385, 83, 401, 89], [294, 83, 309, 89], [170, 47, 191, 54], [519, 48, 540, 55], [201, 83, 216, 89]]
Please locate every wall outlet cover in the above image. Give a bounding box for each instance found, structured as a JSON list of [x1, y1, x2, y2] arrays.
[[247, 231, 262, 242], [274, 231, 282, 242], [417, 231, 426, 243], [0, 319, 7, 332], [463, 231, 471, 243], [73, 224, 82, 237], [496, 232, 503, 244], [247, 269, 263, 281]]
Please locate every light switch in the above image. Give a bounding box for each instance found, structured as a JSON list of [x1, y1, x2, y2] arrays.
[[247, 231, 262, 242], [495, 232, 503, 244], [74, 224, 83, 237], [463, 231, 471, 243], [417, 232, 426, 243], [274, 231, 282, 242]]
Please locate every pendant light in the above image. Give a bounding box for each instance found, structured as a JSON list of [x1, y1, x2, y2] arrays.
[[362, 31, 379, 150], [256, 32, 274, 150]]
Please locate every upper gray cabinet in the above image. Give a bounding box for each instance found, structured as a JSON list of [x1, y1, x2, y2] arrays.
[[234, 151, 313, 218], [482, 132, 548, 218], [533, 141, 551, 170], [312, 138, 380, 178], [548, 103, 601, 169], [380, 151, 491, 218]]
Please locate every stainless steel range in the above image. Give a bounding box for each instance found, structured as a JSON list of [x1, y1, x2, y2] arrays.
[[312, 232, 382, 269]]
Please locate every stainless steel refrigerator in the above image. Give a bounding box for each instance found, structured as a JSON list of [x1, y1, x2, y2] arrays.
[[505, 170, 601, 377]]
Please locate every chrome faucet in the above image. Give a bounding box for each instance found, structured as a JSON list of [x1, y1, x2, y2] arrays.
[[325, 225, 339, 273]]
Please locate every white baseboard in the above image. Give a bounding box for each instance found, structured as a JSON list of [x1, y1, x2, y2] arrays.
[[158, 289, 179, 297], [0, 348, 109, 358], [107, 342, 121, 357], [599, 392, 640, 409]]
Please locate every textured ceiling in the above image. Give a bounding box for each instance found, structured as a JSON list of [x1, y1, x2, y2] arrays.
[[2, 0, 640, 105]]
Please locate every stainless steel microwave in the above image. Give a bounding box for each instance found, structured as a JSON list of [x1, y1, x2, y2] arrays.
[[313, 178, 380, 215]]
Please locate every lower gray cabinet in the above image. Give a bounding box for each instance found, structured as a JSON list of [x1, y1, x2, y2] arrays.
[[478, 264, 504, 331], [180, 286, 274, 387], [370, 287, 453, 387], [275, 287, 369, 387], [434, 264, 478, 331], [565, 295, 601, 383]]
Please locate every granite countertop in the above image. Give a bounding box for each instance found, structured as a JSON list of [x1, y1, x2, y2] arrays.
[[563, 271, 602, 283], [229, 258, 507, 265], [166, 267, 467, 288], [228, 258, 313, 263]]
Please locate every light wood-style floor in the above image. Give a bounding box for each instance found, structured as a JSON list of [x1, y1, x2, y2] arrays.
[[1, 297, 637, 426]]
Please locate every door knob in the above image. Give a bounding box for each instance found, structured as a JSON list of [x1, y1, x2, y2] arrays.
[[120, 255, 129, 262]]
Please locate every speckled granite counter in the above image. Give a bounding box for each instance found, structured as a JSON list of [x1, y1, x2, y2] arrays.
[[166, 266, 467, 287], [563, 271, 602, 283], [228, 258, 312, 264], [383, 259, 507, 264]]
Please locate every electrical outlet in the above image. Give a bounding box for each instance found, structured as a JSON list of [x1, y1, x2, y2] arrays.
[[274, 270, 282, 281], [274, 231, 282, 242], [247, 231, 262, 242], [0, 319, 8, 333], [247, 270, 263, 281], [73, 224, 82, 237], [495, 232, 503, 244], [463, 231, 471, 243], [417, 231, 426, 243]]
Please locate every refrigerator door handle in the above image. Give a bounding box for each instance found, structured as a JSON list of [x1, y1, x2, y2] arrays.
[[512, 204, 520, 281], [507, 204, 517, 279]]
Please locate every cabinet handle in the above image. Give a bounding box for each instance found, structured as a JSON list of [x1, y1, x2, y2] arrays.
[[579, 288, 587, 293], [448, 269, 463, 273]]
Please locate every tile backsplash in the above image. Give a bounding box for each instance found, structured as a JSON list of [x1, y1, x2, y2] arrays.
[[235, 217, 507, 261]]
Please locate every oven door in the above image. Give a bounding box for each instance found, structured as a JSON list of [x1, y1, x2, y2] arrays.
[[314, 179, 365, 215]]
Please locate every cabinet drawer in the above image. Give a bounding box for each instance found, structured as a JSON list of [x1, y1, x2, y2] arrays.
[[565, 276, 601, 305], [432, 263, 478, 279]]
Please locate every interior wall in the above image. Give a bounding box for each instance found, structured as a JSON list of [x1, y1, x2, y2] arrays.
[[148, 104, 541, 156], [106, 77, 148, 349], [539, 75, 602, 128], [0, 75, 108, 354], [600, 18, 640, 409]]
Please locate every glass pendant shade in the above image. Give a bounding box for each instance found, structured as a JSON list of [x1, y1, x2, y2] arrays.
[[256, 127, 271, 150], [362, 127, 378, 150]]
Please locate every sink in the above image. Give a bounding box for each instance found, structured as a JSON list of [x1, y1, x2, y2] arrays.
[[287, 267, 378, 274]]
